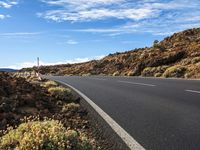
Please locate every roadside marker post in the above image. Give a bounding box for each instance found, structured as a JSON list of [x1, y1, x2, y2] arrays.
[[37, 57, 42, 80]]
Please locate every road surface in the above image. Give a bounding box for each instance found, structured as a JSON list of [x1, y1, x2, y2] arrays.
[[44, 76, 200, 150]]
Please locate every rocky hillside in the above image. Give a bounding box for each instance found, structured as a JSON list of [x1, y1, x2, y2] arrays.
[[24, 28, 200, 79]]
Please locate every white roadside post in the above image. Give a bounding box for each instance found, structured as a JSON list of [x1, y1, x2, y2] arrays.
[[37, 57, 42, 80]]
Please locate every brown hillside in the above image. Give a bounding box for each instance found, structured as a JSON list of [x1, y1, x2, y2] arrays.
[[24, 28, 200, 79]]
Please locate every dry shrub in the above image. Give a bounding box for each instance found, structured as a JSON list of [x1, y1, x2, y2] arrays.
[[0, 119, 92, 150], [113, 71, 120, 76], [163, 65, 186, 78], [43, 81, 58, 88], [191, 57, 200, 64], [141, 66, 168, 77], [185, 62, 200, 78], [48, 87, 72, 100], [62, 103, 80, 113]]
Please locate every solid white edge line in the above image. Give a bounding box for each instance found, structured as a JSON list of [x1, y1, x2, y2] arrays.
[[185, 90, 200, 94], [54, 80, 145, 150], [118, 80, 156, 87]]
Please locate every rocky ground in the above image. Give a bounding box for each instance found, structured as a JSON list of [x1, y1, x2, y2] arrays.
[[23, 28, 200, 79], [0, 72, 121, 150]]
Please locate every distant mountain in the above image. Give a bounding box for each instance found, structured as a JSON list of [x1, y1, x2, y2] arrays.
[[23, 28, 200, 79], [0, 68, 18, 72]]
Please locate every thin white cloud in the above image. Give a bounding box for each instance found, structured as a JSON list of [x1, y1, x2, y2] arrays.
[[0, 1, 18, 21], [0, 32, 42, 39], [0, 0, 18, 8], [39, 0, 157, 22], [38, 8, 155, 22], [38, 0, 200, 35], [0, 32, 41, 36], [1, 55, 105, 69], [121, 41, 143, 44], [66, 39, 78, 45], [41, 0, 124, 9], [0, 14, 10, 20], [64, 23, 140, 36], [39, 0, 200, 22], [0, 14, 6, 19]]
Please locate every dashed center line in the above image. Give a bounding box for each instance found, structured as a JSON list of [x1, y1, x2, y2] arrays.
[[185, 89, 200, 94], [118, 80, 156, 87]]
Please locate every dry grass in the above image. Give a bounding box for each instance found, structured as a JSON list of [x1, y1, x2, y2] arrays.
[[0, 119, 92, 150], [48, 87, 72, 100], [163, 65, 186, 78], [191, 57, 200, 64], [112, 71, 120, 76], [43, 81, 58, 88], [62, 103, 80, 113]]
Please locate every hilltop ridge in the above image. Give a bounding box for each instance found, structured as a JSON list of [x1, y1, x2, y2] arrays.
[[23, 28, 200, 79], [0, 68, 18, 72]]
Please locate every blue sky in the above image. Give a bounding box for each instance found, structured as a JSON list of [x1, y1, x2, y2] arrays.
[[0, 0, 200, 69]]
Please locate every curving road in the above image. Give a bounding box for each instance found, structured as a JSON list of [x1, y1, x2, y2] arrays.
[[44, 75, 200, 150]]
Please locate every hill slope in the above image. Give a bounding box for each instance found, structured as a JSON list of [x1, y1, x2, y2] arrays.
[[24, 28, 200, 79]]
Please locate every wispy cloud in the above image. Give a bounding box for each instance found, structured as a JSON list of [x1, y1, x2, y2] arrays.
[[0, 32, 42, 38], [40, 0, 124, 9], [0, 0, 18, 8], [0, 14, 9, 19], [0, 1, 18, 21], [38, 8, 155, 22], [66, 39, 78, 45], [2, 55, 105, 69], [38, 0, 200, 36], [69, 23, 140, 35], [38, 0, 157, 22]]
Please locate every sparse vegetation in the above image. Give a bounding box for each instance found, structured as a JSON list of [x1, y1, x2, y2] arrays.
[[0, 119, 92, 150], [191, 57, 200, 64], [82, 73, 92, 76], [0, 73, 120, 150], [113, 71, 120, 76], [141, 66, 169, 77], [62, 103, 80, 113], [48, 87, 73, 101], [43, 80, 58, 88], [153, 40, 165, 51], [163, 65, 187, 78], [153, 40, 159, 48], [22, 28, 200, 79]]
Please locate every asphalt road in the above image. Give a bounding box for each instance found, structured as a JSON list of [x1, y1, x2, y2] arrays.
[[44, 76, 200, 150]]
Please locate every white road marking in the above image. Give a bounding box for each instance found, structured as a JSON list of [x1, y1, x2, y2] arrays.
[[185, 90, 200, 94], [118, 80, 156, 87], [53, 79, 145, 150]]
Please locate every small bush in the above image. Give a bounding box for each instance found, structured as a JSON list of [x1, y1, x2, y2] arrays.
[[152, 40, 165, 51], [163, 65, 186, 78], [154, 73, 162, 77], [113, 71, 120, 76], [82, 73, 91, 77], [43, 81, 58, 88], [127, 71, 134, 76], [141, 66, 168, 77], [141, 67, 155, 77], [0, 120, 92, 150], [48, 87, 72, 101], [191, 57, 200, 64], [62, 103, 80, 113]]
